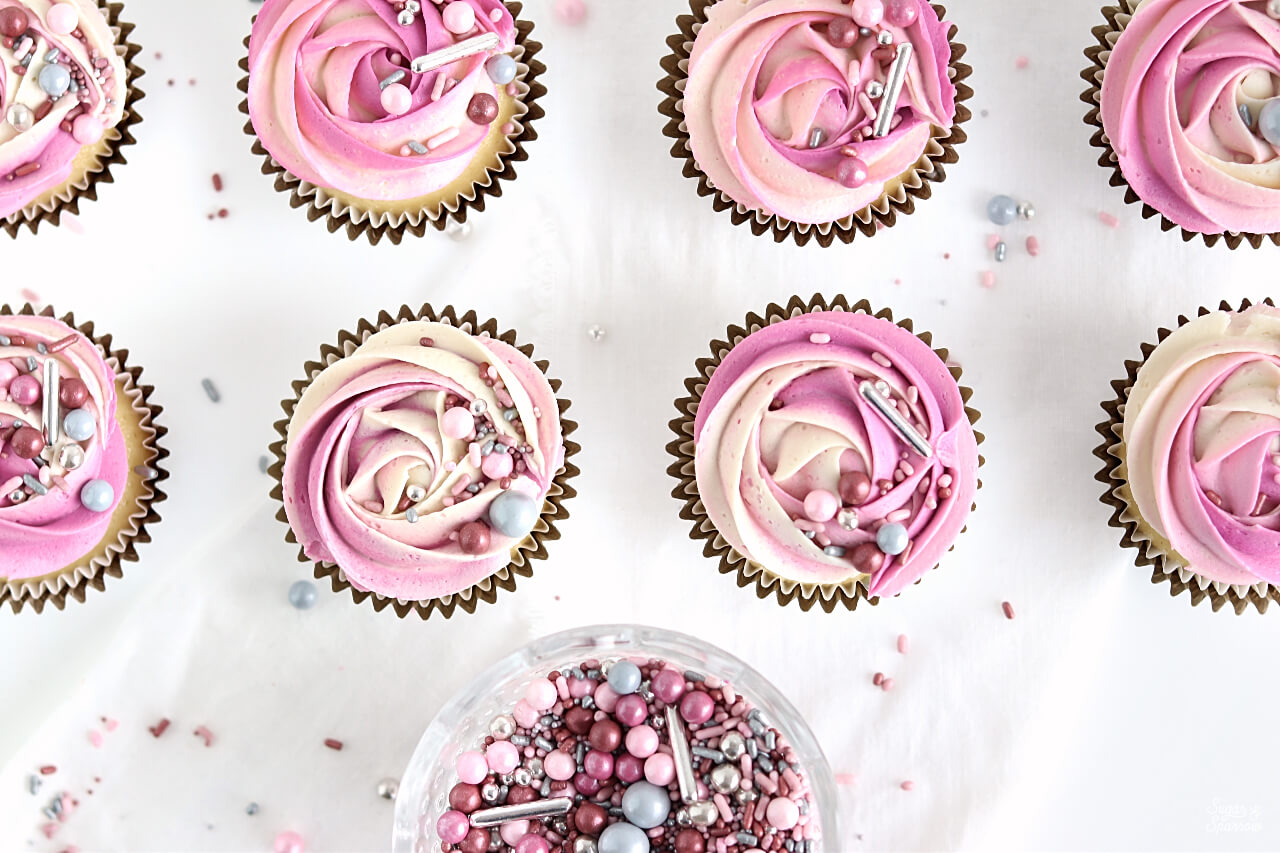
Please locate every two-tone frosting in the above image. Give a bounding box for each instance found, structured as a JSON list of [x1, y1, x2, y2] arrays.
[[0, 314, 126, 581], [248, 0, 518, 201], [684, 0, 956, 225], [0, 0, 128, 219], [1101, 0, 1280, 235], [1124, 306, 1280, 586], [281, 321, 565, 602], [693, 311, 978, 598]]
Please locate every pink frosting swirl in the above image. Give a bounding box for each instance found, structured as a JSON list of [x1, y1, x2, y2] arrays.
[[1124, 306, 1280, 586], [0, 315, 126, 581], [281, 321, 564, 602], [693, 311, 978, 598], [1101, 0, 1280, 234], [684, 0, 955, 225], [0, 0, 128, 219], [248, 0, 516, 201]]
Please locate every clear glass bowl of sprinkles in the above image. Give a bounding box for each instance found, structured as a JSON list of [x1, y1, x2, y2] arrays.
[[392, 624, 839, 853]]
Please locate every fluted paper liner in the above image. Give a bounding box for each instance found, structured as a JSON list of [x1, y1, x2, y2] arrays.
[[269, 304, 579, 619], [667, 294, 983, 612], [1082, 1, 1280, 249], [238, 2, 545, 246], [1094, 298, 1280, 614], [657, 1, 972, 248], [0, 304, 168, 614], [1, 1, 144, 239]]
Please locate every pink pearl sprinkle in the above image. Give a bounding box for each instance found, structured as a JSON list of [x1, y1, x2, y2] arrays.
[[626, 724, 659, 759], [482, 451, 514, 480], [440, 406, 473, 440], [486, 740, 519, 774], [274, 830, 306, 853], [515, 837, 550, 853], [802, 489, 838, 522], [544, 750, 575, 781], [436, 812, 469, 845], [645, 752, 676, 786], [455, 750, 488, 784]]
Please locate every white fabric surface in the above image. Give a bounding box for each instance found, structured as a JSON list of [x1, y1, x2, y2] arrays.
[[4, 0, 1280, 850]]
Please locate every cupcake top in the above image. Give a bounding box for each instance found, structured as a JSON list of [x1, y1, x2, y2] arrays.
[[1100, 0, 1280, 235], [693, 311, 978, 598], [683, 0, 956, 225], [0, 314, 126, 580], [247, 0, 518, 202], [1123, 305, 1280, 586], [281, 321, 564, 602], [0, 0, 128, 219]]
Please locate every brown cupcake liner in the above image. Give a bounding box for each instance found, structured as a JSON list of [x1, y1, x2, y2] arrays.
[[238, 1, 545, 246], [1081, 1, 1280, 249], [2, 1, 144, 239], [268, 303, 579, 620], [666, 294, 984, 612], [1094, 298, 1280, 615], [657, 1, 972, 248], [0, 303, 168, 614]]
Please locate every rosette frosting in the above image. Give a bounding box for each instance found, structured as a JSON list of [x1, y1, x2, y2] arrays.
[[684, 0, 955, 225], [282, 321, 565, 602], [1124, 306, 1280, 585], [1101, 0, 1280, 234], [248, 0, 517, 201], [693, 311, 978, 598], [0, 314, 125, 581], [0, 0, 128, 219]]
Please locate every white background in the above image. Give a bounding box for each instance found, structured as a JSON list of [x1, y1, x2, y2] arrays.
[[2, 0, 1279, 850]]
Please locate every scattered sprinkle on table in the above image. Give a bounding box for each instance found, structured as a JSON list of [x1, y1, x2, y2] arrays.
[[148, 718, 170, 738], [20, 288, 40, 303], [39, 765, 57, 775], [980, 270, 996, 289], [201, 378, 220, 403], [211, 173, 223, 192], [900, 780, 915, 791], [872, 671, 884, 686], [87, 730, 102, 748], [1015, 56, 1029, 69], [1002, 601, 1016, 620], [193, 725, 215, 747], [880, 677, 895, 692], [1026, 235, 1040, 256], [835, 773, 857, 786], [323, 738, 344, 751], [217, 208, 229, 219], [1098, 211, 1120, 228], [897, 634, 909, 655]]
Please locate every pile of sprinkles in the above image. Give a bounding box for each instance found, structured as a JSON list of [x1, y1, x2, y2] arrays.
[[432, 658, 822, 853]]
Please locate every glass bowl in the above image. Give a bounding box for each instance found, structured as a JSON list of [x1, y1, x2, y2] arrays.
[[392, 623, 839, 852]]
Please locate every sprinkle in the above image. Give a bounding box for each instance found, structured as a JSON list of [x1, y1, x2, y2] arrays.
[[431, 71, 448, 101], [1026, 235, 1040, 256], [102, 717, 118, 732], [211, 173, 223, 192], [27, 775, 41, 795], [1098, 211, 1120, 228], [986, 233, 1000, 250], [47, 334, 78, 353], [900, 780, 915, 791], [897, 634, 909, 655], [148, 718, 170, 737], [23, 474, 47, 495], [410, 32, 500, 74], [808, 127, 825, 149], [217, 208, 229, 219], [406, 139, 428, 155], [980, 270, 996, 289], [427, 126, 460, 150], [39, 766, 57, 775], [1002, 601, 1015, 620], [133, 464, 158, 480], [809, 333, 830, 344], [379, 69, 406, 90], [871, 352, 892, 368], [994, 241, 1007, 263], [1015, 56, 1029, 69], [872, 672, 884, 686], [201, 378, 220, 402], [880, 677, 894, 692], [88, 730, 103, 748], [323, 738, 344, 751], [835, 773, 857, 786], [194, 726, 215, 747], [246, 803, 260, 816], [872, 42, 913, 137]]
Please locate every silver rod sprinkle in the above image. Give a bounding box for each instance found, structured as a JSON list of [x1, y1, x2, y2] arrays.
[[410, 32, 500, 74], [469, 797, 572, 828], [666, 705, 699, 804], [858, 380, 933, 458], [42, 357, 58, 445], [873, 42, 912, 138]]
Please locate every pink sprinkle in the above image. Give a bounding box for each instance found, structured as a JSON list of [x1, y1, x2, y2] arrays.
[[901, 780, 915, 791], [62, 213, 85, 235], [1026, 235, 1040, 256], [20, 288, 40, 303], [39, 765, 57, 775], [872, 672, 884, 686], [501, 121, 516, 135], [880, 677, 895, 692], [193, 725, 215, 747], [1002, 601, 1016, 620], [871, 352, 892, 368], [980, 270, 996, 289], [985, 233, 999, 250], [324, 738, 344, 751], [40, 823, 58, 839], [886, 508, 911, 523], [713, 792, 734, 822], [88, 730, 103, 748], [431, 73, 448, 102], [428, 127, 460, 150], [897, 634, 909, 655], [943, 251, 951, 259], [102, 717, 118, 732], [835, 773, 857, 786], [490, 7, 504, 21], [1015, 56, 1029, 69], [1098, 211, 1120, 228], [809, 333, 830, 344]]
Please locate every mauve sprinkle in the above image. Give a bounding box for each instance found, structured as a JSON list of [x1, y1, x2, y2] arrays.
[[148, 719, 169, 738], [897, 634, 909, 655], [872, 672, 884, 686], [217, 208, 228, 219], [1002, 601, 1016, 620], [212, 173, 223, 192], [39, 765, 56, 775], [201, 378, 220, 402], [324, 738, 344, 751]]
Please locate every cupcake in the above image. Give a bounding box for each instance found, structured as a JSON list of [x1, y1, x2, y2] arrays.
[[241, 0, 545, 245], [658, 0, 971, 247], [0, 305, 166, 613], [1096, 300, 1280, 613], [269, 305, 578, 619], [668, 295, 982, 612], [1084, 0, 1280, 248], [1, 0, 143, 238]]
